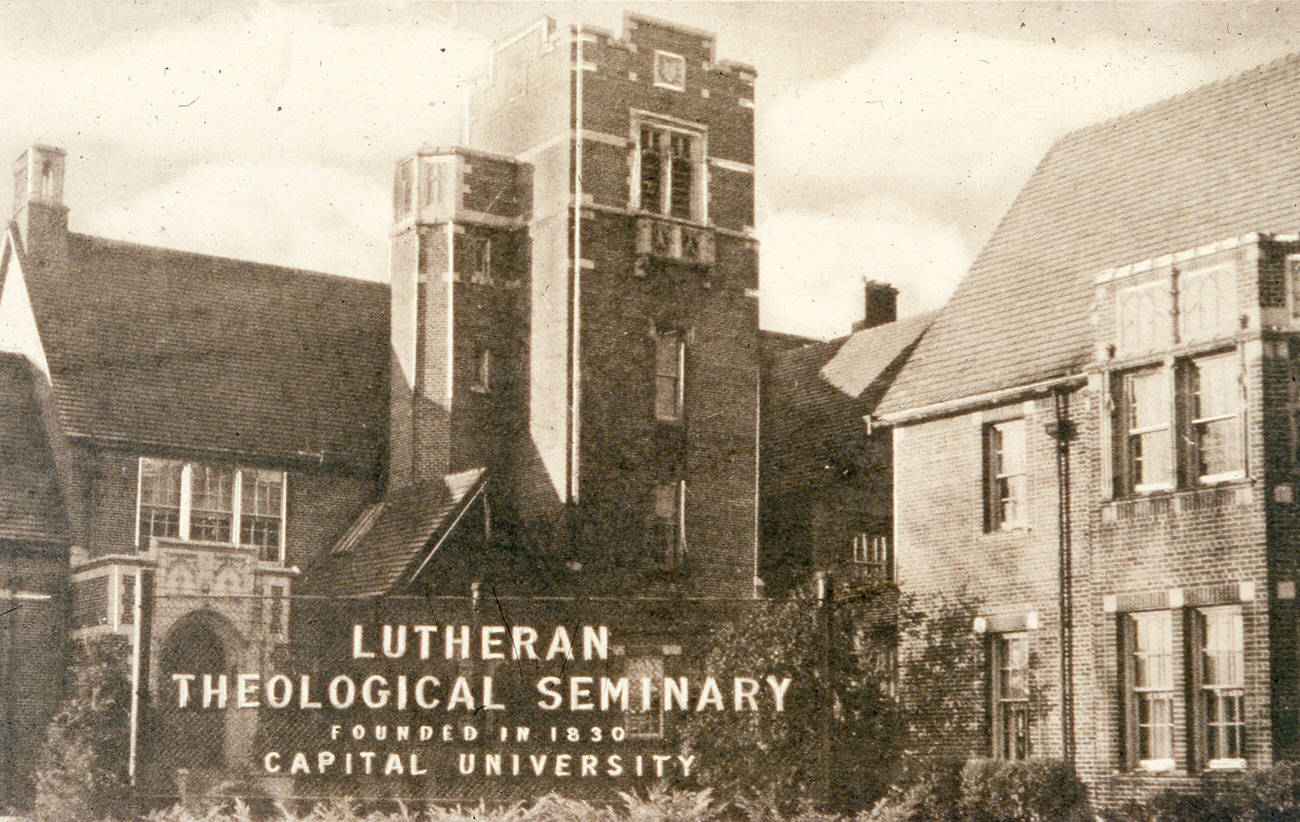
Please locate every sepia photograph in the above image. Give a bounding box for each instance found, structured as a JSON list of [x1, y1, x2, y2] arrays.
[[2, 2, 1300, 819]]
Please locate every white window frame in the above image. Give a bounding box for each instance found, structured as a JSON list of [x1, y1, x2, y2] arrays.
[[984, 418, 1027, 530], [1125, 610, 1176, 772], [135, 457, 287, 562], [1195, 605, 1246, 771], [631, 111, 707, 223], [653, 329, 686, 423], [991, 632, 1031, 761], [1186, 353, 1244, 485], [1121, 368, 1175, 493], [651, 480, 687, 568]]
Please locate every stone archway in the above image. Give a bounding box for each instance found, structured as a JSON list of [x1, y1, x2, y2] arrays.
[[158, 611, 238, 770]]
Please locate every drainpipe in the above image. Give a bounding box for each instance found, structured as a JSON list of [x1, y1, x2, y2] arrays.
[[1049, 390, 1077, 766]]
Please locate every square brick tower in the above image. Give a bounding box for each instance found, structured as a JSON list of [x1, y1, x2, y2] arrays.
[[389, 14, 761, 598]]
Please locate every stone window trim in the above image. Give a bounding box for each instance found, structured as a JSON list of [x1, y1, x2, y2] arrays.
[[630, 110, 708, 224], [983, 418, 1027, 531], [135, 457, 287, 563]]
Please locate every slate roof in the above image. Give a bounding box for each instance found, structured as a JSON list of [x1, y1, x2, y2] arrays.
[[764, 313, 933, 494], [26, 233, 389, 469], [313, 467, 487, 597], [0, 354, 69, 542], [877, 52, 1300, 416]]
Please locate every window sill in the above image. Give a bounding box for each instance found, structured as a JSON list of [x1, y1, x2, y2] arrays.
[[1138, 758, 1176, 773], [1207, 758, 1246, 771], [1198, 471, 1245, 485]]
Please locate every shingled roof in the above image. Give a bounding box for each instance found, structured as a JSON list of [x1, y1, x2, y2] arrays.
[[25, 233, 389, 469], [764, 313, 933, 494], [878, 52, 1300, 416], [311, 467, 487, 597]]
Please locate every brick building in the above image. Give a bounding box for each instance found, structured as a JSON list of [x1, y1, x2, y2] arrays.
[[875, 53, 1300, 804], [759, 283, 931, 597], [0, 13, 761, 802]]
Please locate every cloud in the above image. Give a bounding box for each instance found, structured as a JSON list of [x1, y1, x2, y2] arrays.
[[754, 22, 1227, 336], [84, 160, 391, 281], [759, 198, 970, 339]]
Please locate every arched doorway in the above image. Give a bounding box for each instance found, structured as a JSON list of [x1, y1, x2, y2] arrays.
[[159, 614, 230, 769]]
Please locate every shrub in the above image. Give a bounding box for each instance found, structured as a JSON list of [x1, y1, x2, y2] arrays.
[[32, 635, 132, 822], [958, 759, 1085, 822]]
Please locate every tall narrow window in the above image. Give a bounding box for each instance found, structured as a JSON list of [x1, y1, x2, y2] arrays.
[[240, 469, 285, 562], [1125, 611, 1175, 770], [118, 574, 136, 628], [1188, 353, 1242, 482], [651, 481, 686, 568], [189, 465, 233, 542], [984, 418, 1026, 530], [472, 346, 493, 393], [1289, 256, 1300, 320], [635, 122, 702, 221], [654, 330, 685, 422], [1196, 606, 1245, 768], [1120, 369, 1173, 492], [992, 634, 1030, 760], [139, 458, 182, 541], [624, 655, 664, 738]]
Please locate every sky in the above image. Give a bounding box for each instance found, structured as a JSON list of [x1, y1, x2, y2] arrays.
[[2, 1, 1299, 339]]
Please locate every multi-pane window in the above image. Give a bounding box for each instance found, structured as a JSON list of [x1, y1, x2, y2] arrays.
[[984, 419, 1026, 530], [851, 533, 890, 568], [266, 583, 287, 637], [654, 330, 685, 422], [624, 655, 664, 738], [992, 634, 1030, 761], [637, 123, 701, 221], [1126, 611, 1175, 769], [464, 235, 491, 282], [118, 573, 136, 627], [651, 481, 686, 568], [1196, 607, 1245, 767], [1121, 370, 1173, 492], [240, 469, 285, 562], [137, 459, 285, 560], [1188, 354, 1242, 481], [189, 465, 233, 542], [139, 458, 182, 539]]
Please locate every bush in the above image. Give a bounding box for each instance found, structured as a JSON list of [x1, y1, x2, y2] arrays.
[[1098, 761, 1300, 822], [32, 635, 132, 822], [864, 758, 1084, 822], [958, 759, 1085, 822]]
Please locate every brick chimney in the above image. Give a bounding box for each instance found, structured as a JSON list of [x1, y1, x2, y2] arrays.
[[12, 145, 68, 252], [852, 280, 897, 331]]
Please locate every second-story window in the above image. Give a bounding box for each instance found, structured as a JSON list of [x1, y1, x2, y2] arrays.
[[189, 465, 233, 542], [1187, 353, 1243, 482], [136, 458, 286, 561], [139, 458, 182, 539], [983, 418, 1026, 531], [1119, 369, 1173, 493], [636, 121, 703, 221], [654, 329, 685, 422], [240, 469, 285, 562]]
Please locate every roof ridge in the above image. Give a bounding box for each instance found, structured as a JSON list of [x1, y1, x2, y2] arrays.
[[1056, 50, 1300, 147], [67, 232, 387, 289]]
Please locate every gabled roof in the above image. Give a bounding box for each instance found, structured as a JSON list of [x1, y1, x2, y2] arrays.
[[312, 467, 487, 597], [25, 232, 389, 469], [0, 353, 70, 543], [764, 313, 933, 493], [878, 52, 1300, 416]]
